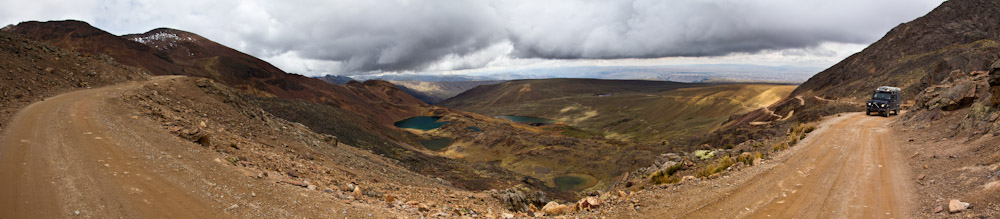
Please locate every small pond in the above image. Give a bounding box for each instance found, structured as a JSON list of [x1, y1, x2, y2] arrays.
[[394, 116, 449, 130], [420, 138, 452, 151], [553, 174, 598, 191], [466, 126, 481, 132], [498, 115, 555, 126]]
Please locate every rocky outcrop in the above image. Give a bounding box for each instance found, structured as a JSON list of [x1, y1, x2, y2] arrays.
[[915, 70, 990, 111], [903, 69, 1000, 136], [491, 187, 549, 213]]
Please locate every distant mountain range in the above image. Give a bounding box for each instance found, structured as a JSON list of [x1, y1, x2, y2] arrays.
[[332, 64, 817, 103], [389, 80, 504, 104], [346, 64, 821, 84]]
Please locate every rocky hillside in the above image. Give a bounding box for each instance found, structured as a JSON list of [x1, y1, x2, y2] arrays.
[[715, 0, 1000, 145], [794, 0, 1000, 101], [3, 20, 567, 194], [6, 20, 426, 129], [0, 30, 147, 130]]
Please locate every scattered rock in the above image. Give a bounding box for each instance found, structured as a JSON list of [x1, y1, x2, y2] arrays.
[[353, 186, 363, 197], [501, 212, 514, 219], [934, 206, 943, 213], [541, 201, 572, 216], [682, 175, 696, 182], [917, 174, 925, 180], [576, 196, 601, 210], [948, 199, 969, 213]]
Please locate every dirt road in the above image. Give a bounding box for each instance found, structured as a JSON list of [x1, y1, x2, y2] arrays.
[[0, 76, 222, 218], [618, 112, 915, 218]]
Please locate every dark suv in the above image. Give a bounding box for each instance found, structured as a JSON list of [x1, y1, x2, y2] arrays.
[[866, 86, 901, 117]]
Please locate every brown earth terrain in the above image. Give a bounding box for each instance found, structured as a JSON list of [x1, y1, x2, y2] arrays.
[[0, 76, 507, 218], [611, 113, 917, 218], [5, 0, 1000, 217]]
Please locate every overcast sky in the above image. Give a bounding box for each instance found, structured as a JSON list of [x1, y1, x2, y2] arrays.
[[1, 0, 944, 77]]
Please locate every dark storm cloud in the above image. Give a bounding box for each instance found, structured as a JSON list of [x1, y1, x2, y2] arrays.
[[497, 0, 941, 59], [0, 0, 943, 74], [226, 1, 508, 73]]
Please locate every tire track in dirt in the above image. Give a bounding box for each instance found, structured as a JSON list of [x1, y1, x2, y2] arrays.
[[0, 76, 216, 218], [685, 113, 915, 218]]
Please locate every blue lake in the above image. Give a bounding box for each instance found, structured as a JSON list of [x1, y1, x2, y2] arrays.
[[394, 116, 449, 130]]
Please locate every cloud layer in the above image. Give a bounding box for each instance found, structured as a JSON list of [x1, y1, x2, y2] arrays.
[[1, 0, 943, 75]]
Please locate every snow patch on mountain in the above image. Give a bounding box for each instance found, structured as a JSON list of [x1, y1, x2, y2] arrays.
[[130, 32, 195, 49]]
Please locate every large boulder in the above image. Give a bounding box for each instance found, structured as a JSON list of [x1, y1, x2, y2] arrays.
[[948, 199, 970, 213], [541, 201, 572, 216], [492, 187, 548, 212]]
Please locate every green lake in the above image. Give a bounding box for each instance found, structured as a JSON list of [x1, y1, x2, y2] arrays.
[[420, 138, 452, 151], [553, 174, 598, 191]]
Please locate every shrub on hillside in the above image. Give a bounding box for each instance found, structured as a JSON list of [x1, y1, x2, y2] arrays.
[[648, 162, 685, 184], [697, 155, 734, 178]]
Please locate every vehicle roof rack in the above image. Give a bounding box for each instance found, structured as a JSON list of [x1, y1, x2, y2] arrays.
[[876, 86, 901, 92]]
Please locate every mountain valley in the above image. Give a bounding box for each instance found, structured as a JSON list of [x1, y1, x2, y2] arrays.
[[3, 0, 1000, 217]]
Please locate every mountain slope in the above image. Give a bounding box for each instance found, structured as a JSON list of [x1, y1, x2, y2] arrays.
[[4, 21, 566, 194], [0, 30, 147, 130], [716, 0, 1000, 142], [7, 21, 426, 127], [793, 0, 1000, 100]]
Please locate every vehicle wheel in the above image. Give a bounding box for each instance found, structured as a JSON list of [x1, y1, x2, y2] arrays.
[[882, 112, 889, 117], [892, 110, 898, 115], [866, 111, 870, 115]]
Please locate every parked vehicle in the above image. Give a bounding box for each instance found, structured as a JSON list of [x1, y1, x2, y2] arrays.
[[866, 86, 902, 117]]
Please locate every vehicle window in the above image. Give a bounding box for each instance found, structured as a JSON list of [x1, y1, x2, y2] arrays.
[[872, 92, 892, 100]]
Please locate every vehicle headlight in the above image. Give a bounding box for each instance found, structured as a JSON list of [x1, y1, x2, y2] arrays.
[[880, 104, 886, 108]]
